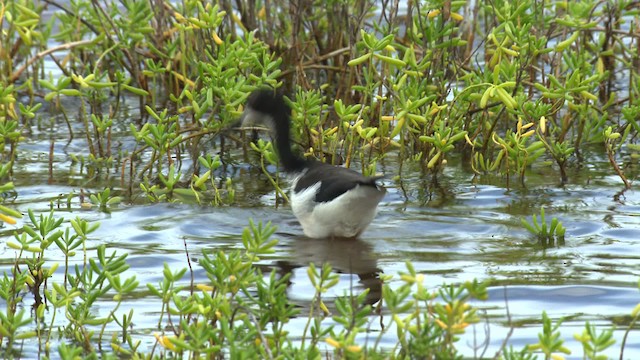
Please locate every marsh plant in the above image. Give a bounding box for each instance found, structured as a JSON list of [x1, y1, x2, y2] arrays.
[[0, 214, 638, 359], [521, 207, 567, 247], [0, 0, 637, 193], [1, 0, 640, 358]]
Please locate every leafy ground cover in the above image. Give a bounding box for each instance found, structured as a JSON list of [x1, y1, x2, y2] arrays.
[[0, 0, 639, 358]]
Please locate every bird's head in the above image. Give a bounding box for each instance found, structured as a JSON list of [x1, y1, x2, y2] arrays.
[[240, 88, 289, 130]]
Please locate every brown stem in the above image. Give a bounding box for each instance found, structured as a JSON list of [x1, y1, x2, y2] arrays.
[[291, 46, 351, 66], [48, 140, 54, 185], [606, 141, 631, 189], [41, 0, 100, 34], [10, 39, 94, 83]]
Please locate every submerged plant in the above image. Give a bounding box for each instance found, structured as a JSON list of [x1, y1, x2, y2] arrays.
[[521, 207, 566, 247], [89, 187, 122, 212]]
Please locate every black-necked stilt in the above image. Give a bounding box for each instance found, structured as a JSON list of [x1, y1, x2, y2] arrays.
[[241, 88, 386, 239]]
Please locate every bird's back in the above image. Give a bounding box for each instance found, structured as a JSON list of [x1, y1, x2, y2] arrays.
[[290, 162, 386, 238]]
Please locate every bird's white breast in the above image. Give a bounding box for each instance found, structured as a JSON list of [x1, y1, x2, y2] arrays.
[[290, 177, 385, 238]]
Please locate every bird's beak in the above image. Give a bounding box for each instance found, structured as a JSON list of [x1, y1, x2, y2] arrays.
[[229, 112, 245, 129], [237, 107, 265, 128], [229, 105, 253, 130]]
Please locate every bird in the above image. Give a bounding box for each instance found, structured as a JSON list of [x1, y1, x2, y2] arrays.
[[240, 88, 386, 239]]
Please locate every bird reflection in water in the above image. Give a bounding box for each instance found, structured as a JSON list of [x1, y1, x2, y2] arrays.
[[274, 234, 382, 306]]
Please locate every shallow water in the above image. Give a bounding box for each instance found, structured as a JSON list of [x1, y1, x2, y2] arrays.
[[1, 118, 639, 359], [0, 3, 632, 358]]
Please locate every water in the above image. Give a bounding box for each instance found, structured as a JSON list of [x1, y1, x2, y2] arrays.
[[4, 4, 640, 354], [1, 115, 639, 359]]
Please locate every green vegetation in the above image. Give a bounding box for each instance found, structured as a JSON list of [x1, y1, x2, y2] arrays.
[[521, 207, 566, 247], [0, 0, 639, 358], [2, 0, 639, 191], [1, 216, 638, 359]]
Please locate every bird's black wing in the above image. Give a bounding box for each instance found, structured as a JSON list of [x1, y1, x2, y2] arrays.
[[294, 163, 383, 203]]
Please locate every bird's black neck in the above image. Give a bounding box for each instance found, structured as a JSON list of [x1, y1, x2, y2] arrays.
[[272, 108, 308, 172]]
